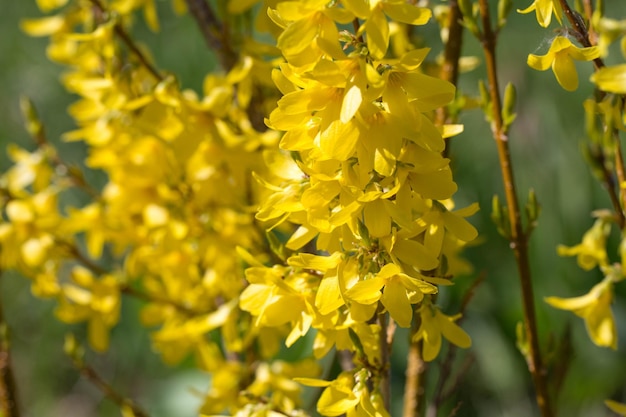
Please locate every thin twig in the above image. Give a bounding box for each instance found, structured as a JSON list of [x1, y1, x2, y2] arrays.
[[437, 0, 464, 158], [74, 360, 149, 417], [88, 0, 164, 81], [614, 130, 626, 216], [581, 0, 597, 43], [428, 273, 485, 416], [593, 145, 626, 228], [378, 312, 391, 412], [476, 1, 552, 415], [557, 0, 604, 69], [403, 315, 426, 417], [0, 272, 20, 417]]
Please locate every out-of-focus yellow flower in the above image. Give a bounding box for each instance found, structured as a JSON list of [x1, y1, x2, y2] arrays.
[[517, 0, 562, 28], [55, 267, 122, 352], [528, 36, 600, 91], [557, 218, 609, 270], [591, 64, 626, 94], [413, 304, 471, 361], [606, 399, 626, 416], [545, 276, 617, 349]]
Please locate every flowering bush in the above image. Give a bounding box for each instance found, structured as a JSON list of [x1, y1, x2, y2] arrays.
[[2, 0, 626, 416]]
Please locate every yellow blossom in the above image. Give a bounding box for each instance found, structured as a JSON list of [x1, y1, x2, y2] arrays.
[[557, 218, 609, 270], [528, 36, 600, 91], [517, 0, 562, 28], [545, 276, 617, 349], [591, 64, 626, 94], [413, 304, 471, 361]]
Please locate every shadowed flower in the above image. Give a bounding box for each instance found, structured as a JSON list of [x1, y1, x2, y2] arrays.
[[528, 36, 600, 91], [557, 218, 609, 271], [545, 276, 617, 349], [606, 400, 626, 416]]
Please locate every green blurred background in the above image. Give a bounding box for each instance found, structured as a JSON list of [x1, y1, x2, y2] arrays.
[[2, 1, 626, 416]]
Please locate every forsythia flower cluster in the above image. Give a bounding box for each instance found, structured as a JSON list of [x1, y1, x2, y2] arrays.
[[242, 1, 476, 415], [3, 1, 478, 416]]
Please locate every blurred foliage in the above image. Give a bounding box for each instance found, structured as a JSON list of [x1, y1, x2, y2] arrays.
[[1, 1, 626, 417]]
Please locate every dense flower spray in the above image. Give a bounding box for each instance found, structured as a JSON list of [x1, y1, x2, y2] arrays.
[[3, 1, 479, 416]]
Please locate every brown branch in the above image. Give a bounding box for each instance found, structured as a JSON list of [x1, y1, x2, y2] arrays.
[[591, 144, 626, 228], [403, 315, 426, 417], [581, 0, 597, 43], [476, 1, 552, 416], [557, 0, 604, 69], [88, 0, 164, 81], [437, 0, 465, 158], [0, 273, 20, 417], [439, 0, 464, 96], [184, 0, 237, 70], [614, 131, 626, 217], [378, 312, 391, 412]]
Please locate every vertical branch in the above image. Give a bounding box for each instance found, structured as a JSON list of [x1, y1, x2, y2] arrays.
[[379, 312, 391, 412], [614, 131, 626, 215], [476, 1, 552, 416], [403, 317, 426, 417], [581, 0, 597, 43], [437, 0, 465, 157], [0, 273, 20, 417]]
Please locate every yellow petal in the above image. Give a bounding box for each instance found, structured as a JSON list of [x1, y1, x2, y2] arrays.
[[365, 8, 389, 60], [316, 274, 345, 315], [319, 119, 360, 160], [363, 199, 391, 238], [437, 311, 472, 348], [288, 252, 343, 271], [545, 293, 595, 311], [527, 53, 553, 71], [383, 3, 431, 25], [381, 280, 412, 327], [340, 85, 363, 123], [345, 276, 385, 304], [392, 238, 439, 271], [442, 211, 478, 242], [591, 64, 626, 93], [20, 16, 66, 36], [286, 225, 318, 250], [278, 16, 318, 57], [552, 53, 579, 91], [605, 400, 626, 416]]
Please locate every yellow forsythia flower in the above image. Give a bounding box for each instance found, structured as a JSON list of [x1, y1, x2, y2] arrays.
[[591, 64, 626, 94], [413, 304, 471, 361], [528, 36, 600, 91], [545, 276, 617, 349], [517, 0, 562, 28], [557, 218, 610, 271]]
